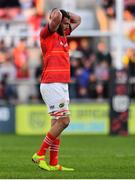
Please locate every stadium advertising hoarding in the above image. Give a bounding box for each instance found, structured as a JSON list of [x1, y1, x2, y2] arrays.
[[68, 103, 109, 134], [0, 106, 15, 133], [16, 105, 50, 135], [128, 103, 135, 134], [16, 103, 109, 135]]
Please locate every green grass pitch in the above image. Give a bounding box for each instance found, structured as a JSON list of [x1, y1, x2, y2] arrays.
[[0, 135, 135, 179]]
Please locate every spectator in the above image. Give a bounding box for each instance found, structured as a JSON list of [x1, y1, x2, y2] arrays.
[[69, 58, 81, 99], [88, 73, 97, 98], [123, 48, 135, 98], [28, 12, 46, 31], [0, 52, 16, 83], [95, 83, 104, 100], [13, 38, 30, 79], [0, 0, 21, 20], [0, 52, 17, 101], [123, 48, 135, 77], [0, 51, 6, 64], [28, 12, 47, 45], [94, 61, 110, 98], [78, 86, 88, 98], [13, 38, 29, 69], [16, 61, 30, 103], [19, 0, 45, 20], [0, 39, 8, 52], [70, 58, 81, 79], [124, 0, 135, 17], [16, 62, 29, 79], [78, 38, 94, 59], [96, 41, 112, 66], [123, 8, 134, 21], [76, 60, 93, 98], [95, 61, 109, 82], [102, 0, 115, 18]]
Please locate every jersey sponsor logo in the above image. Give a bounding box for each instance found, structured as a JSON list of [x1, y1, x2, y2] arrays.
[[50, 105, 55, 110], [60, 41, 68, 47], [59, 103, 65, 108]]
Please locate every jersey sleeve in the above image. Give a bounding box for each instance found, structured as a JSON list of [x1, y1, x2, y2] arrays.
[[40, 24, 52, 39]]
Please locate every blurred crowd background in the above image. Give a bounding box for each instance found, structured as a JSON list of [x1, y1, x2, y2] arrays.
[[0, 0, 135, 104]]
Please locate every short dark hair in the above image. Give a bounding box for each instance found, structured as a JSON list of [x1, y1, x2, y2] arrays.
[[60, 9, 70, 19]]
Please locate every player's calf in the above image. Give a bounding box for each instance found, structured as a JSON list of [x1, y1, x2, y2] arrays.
[[50, 110, 70, 129]]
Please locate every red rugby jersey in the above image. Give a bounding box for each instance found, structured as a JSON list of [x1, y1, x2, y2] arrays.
[[40, 24, 71, 83]]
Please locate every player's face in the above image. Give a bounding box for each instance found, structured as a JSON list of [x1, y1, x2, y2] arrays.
[[61, 17, 70, 33]]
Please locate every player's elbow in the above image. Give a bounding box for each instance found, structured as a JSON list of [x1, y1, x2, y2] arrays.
[[49, 10, 62, 32], [53, 10, 62, 24], [57, 11, 63, 20], [78, 15, 81, 25], [75, 16, 81, 28]]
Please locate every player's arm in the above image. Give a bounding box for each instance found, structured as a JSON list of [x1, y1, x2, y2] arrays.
[[49, 9, 62, 33], [68, 12, 81, 31], [40, 9, 62, 39]]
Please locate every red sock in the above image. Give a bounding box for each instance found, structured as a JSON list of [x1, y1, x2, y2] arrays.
[[37, 132, 56, 156], [49, 139, 60, 166]]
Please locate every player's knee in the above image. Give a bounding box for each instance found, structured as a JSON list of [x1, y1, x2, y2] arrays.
[[61, 117, 70, 129], [50, 110, 70, 121], [58, 116, 70, 129]]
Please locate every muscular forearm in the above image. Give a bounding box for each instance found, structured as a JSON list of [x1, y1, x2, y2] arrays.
[[49, 9, 62, 32], [68, 11, 81, 30], [50, 9, 62, 21], [68, 12, 81, 24]]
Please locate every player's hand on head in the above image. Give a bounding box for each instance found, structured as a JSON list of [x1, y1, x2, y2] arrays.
[[49, 8, 63, 33], [50, 8, 62, 20]]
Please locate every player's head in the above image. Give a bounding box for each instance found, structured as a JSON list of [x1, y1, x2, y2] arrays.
[[57, 9, 70, 36], [49, 8, 70, 36]]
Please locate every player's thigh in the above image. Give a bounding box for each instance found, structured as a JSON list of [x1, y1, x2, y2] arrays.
[[40, 83, 69, 113]]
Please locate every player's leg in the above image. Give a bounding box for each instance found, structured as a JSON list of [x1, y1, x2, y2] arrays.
[[48, 115, 74, 171], [49, 115, 69, 166], [49, 119, 60, 166], [36, 114, 69, 157], [32, 83, 71, 171], [48, 84, 74, 171], [49, 83, 69, 166], [32, 113, 71, 171]]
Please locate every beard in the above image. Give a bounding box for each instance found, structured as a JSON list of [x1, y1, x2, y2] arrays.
[[57, 24, 64, 36]]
